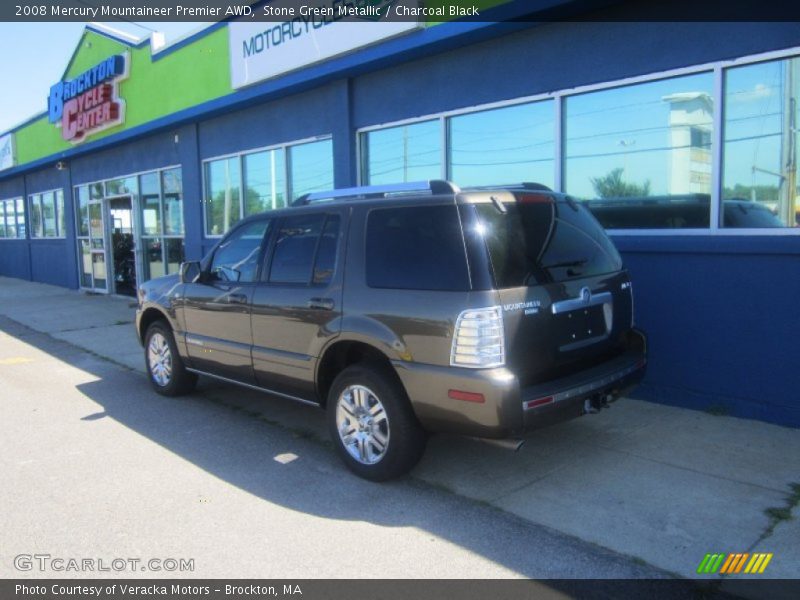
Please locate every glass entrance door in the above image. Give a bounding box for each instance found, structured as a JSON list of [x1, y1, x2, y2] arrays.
[[108, 196, 137, 296]]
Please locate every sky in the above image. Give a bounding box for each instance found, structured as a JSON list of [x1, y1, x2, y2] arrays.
[[0, 22, 211, 133]]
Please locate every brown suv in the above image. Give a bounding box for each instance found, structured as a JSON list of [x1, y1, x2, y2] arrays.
[[135, 181, 646, 481]]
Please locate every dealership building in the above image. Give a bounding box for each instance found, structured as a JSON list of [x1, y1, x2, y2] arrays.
[[0, 0, 798, 426]]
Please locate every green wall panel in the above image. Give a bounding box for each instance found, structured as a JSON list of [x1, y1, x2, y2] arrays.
[[14, 27, 234, 165]]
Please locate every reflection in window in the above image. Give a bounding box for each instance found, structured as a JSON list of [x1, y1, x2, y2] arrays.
[[288, 139, 334, 200], [29, 190, 65, 238], [205, 157, 242, 236], [564, 73, 714, 228], [449, 101, 554, 188], [723, 57, 799, 228], [244, 150, 286, 216], [162, 168, 184, 236], [139, 168, 185, 282], [76, 186, 89, 236], [269, 214, 325, 284], [140, 172, 161, 236], [211, 219, 270, 283], [0, 198, 24, 239], [362, 120, 441, 185], [204, 139, 333, 236]]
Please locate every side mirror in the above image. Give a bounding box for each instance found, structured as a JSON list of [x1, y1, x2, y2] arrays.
[[179, 261, 201, 284]]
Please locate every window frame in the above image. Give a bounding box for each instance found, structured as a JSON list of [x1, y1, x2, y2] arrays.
[[28, 188, 66, 239], [201, 135, 334, 239], [355, 45, 800, 237]]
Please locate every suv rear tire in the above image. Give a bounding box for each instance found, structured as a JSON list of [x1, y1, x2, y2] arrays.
[[327, 364, 426, 481], [144, 321, 198, 396]]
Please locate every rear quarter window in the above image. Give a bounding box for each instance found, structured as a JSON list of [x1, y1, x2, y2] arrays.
[[365, 204, 470, 291]]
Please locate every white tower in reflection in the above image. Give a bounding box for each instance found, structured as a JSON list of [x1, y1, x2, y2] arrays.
[[662, 92, 713, 195]]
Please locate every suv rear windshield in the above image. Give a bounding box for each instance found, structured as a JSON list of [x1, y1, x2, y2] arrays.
[[473, 196, 622, 288]]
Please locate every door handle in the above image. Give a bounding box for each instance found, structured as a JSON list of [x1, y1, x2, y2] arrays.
[[307, 297, 335, 311], [227, 293, 249, 305]]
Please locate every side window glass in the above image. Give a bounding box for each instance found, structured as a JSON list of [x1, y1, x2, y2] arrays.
[[269, 214, 326, 284], [210, 219, 270, 283], [365, 205, 470, 291], [312, 215, 341, 284]]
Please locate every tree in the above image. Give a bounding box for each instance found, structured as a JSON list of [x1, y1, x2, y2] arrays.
[[590, 168, 651, 198]]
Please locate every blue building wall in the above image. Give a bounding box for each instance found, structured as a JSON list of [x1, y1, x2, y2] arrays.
[[0, 176, 31, 282], [25, 167, 76, 288]]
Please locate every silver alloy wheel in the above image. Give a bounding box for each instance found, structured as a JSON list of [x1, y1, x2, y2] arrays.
[[336, 384, 390, 465], [147, 332, 173, 387]]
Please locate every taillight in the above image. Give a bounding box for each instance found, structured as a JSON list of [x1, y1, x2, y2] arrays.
[[450, 306, 505, 368]]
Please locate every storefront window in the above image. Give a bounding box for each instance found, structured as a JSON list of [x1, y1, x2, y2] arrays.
[[722, 57, 799, 228], [449, 101, 555, 188], [244, 150, 286, 216], [29, 194, 42, 238], [28, 190, 66, 238], [204, 138, 333, 236], [205, 157, 241, 236], [288, 139, 334, 200], [105, 177, 137, 197], [139, 167, 185, 281], [76, 186, 89, 236], [362, 120, 441, 185], [0, 198, 23, 238], [162, 168, 184, 235], [56, 191, 65, 238], [140, 172, 161, 236], [42, 192, 57, 237], [565, 72, 714, 229]]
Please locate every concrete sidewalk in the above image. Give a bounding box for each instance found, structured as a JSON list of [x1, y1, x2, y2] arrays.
[[1, 275, 798, 583]]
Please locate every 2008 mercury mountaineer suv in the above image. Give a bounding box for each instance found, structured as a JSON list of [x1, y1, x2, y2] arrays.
[[135, 180, 647, 481]]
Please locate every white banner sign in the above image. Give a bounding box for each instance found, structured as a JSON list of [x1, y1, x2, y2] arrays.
[[229, 1, 421, 89], [0, 133, 14, 171]]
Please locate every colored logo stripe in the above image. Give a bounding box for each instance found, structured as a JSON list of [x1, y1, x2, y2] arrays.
[[698, 553, 773, 574], [744, 553, 773, 574], [697, 553, 725, 574]]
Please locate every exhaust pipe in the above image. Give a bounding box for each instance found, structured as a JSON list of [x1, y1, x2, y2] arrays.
[[469, 437, 526, 451]]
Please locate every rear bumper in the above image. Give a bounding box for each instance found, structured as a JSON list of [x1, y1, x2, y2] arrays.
[[394, 329, 646, 438]]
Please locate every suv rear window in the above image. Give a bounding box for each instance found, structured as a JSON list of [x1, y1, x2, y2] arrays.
[[474, 197, 622, 288], [366, 205, 470, 291]]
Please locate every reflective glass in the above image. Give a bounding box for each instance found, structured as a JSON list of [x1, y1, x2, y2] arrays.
[[723, 57, 799, 228], [363, 120, 441, 185], [288, 140, 333, 200], [449, 101, 555, 188], [205, 158, 241, 236], [29, 195, 43, 238], [162, 168, 184, 235], [244, 150, 286, 215], [565, 72, 714, 228], [140, 172, 161, 236], [76, 186, 90, 237]]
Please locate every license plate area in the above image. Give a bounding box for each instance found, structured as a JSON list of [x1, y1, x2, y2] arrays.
[[557, 305, 608, 349]]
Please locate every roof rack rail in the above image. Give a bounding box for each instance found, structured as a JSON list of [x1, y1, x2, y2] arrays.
[[293, 180, 460, 206], [462, 182, 553, 192]]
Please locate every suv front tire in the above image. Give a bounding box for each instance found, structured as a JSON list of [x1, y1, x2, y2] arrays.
[[144, 321, 197, 396]]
